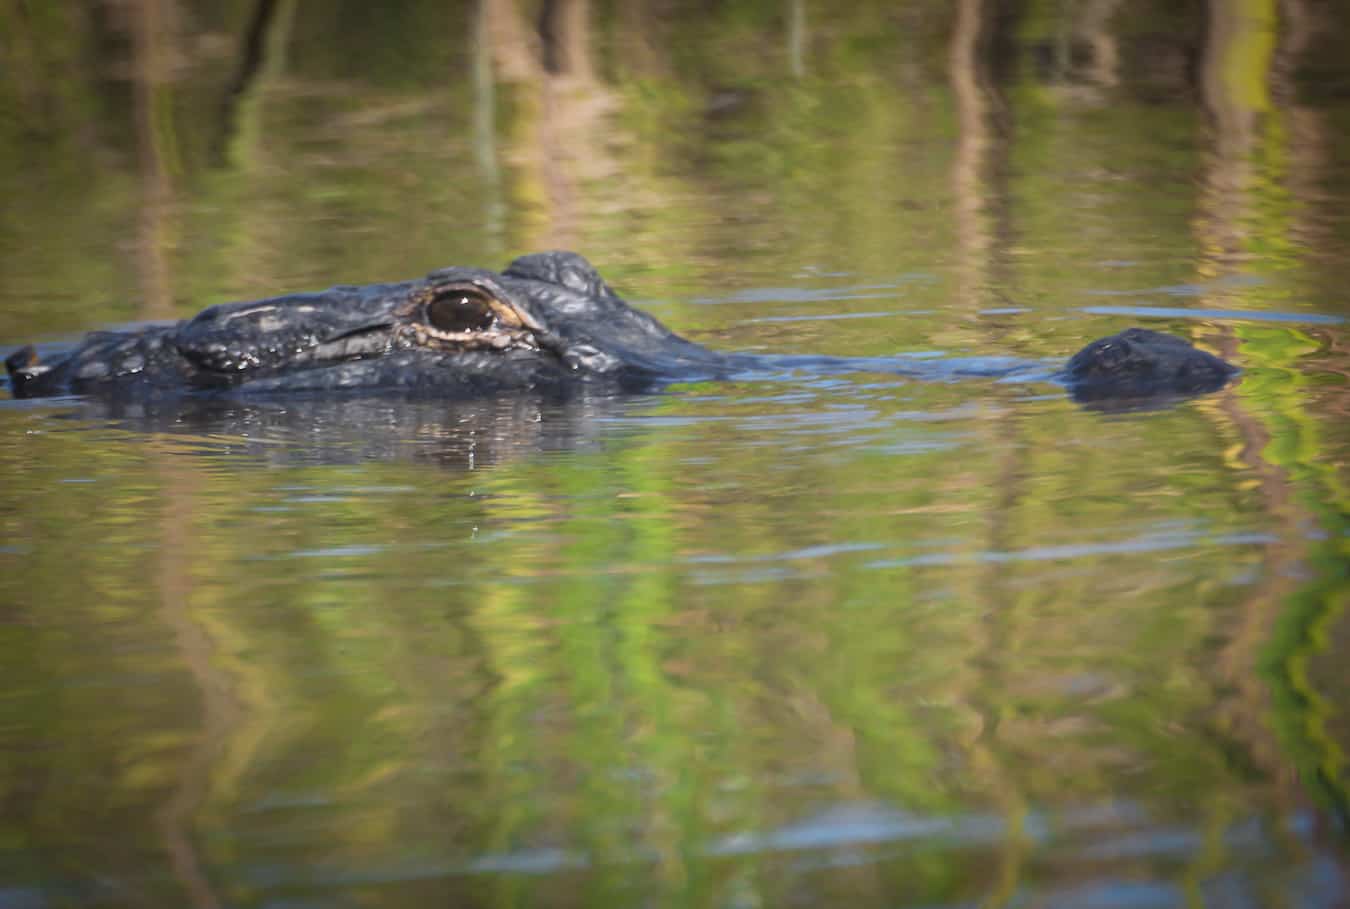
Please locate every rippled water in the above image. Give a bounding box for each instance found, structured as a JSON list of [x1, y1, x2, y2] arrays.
[[2, 2, 1348, 907]]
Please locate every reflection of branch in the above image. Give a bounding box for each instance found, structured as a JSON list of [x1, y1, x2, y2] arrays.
[[154, 465, 237, 909], [538, 0, 593, 79], [485, 0, 542, 82], [1074, 0, 1123, 88], [1252, 0, 1350, 831], [1194, 0, 1275, 757], [783, 687, 885, 901], [1275, 0, 1333, 256], [1193, 0, 1315, 813], [483, 0, 616, 249], [948, 0, 1016, 314], [948, 3, 1029, 901], [473, 0, 505, 246], [949, 0, 992, 302], [787, 0, 807, 79], [217, 0, 279, 139], [1199, 0, 1275, 242], [132, 6, 225, 902], [212, 0, 293, 166], [133, 0, 174, 320], [1209, 386, 1300, 774]]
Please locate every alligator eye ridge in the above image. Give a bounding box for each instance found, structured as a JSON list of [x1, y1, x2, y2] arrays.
[[426, 288, 497, 334]]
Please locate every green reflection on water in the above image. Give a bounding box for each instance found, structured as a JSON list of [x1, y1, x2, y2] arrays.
[[1, 1, 1348, 906]]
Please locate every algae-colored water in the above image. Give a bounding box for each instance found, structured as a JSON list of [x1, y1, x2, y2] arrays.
[[1, 2, 1347, 906]]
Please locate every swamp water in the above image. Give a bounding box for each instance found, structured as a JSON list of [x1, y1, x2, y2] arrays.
[[1, 3, 1347, 906]]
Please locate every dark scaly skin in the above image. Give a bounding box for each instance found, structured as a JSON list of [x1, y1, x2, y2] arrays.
[[4, 251, 1237, 405], [1059, 327, 1238, 403]]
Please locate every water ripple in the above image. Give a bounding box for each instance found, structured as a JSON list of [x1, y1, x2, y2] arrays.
[[1081, 304, 1344, 325]]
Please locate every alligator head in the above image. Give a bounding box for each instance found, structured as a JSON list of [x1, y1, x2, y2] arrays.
[[5, 252, 727, 398]]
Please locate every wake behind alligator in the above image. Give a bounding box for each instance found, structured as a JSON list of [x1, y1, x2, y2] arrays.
[[4, 251, 1238, 407]]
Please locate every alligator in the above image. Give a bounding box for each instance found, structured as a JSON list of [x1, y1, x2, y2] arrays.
[[4, 251, 1238, 406]]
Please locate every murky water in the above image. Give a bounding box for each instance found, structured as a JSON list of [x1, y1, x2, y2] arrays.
[[2, 2, 1348, 907]]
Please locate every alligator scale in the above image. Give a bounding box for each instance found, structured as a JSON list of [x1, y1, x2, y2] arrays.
[[4, 251, 1237, 405]]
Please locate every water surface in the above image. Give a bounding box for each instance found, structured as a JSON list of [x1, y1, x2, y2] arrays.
[[1, 2, 1348, 907]]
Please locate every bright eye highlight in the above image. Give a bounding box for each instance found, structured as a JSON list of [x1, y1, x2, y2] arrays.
[[426, 289, 496, 333]]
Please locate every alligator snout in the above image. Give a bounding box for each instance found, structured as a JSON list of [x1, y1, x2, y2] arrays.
[[173, 291, 399, 375]]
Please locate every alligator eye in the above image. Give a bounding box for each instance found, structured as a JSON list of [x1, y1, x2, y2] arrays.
[[426, 289, 497, 333]]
